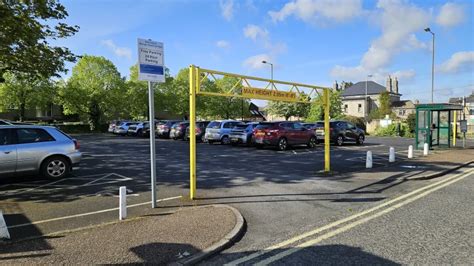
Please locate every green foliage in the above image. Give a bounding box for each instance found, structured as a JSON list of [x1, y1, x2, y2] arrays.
[[343, 115, 366, 130], [378, 91, 391, 117], [267, 93, 309, 121], [306, 90, 344, 122], [374, 123, 413, 137], [406, 113, 416, 134], [59, 55, 125, 130], [204, 76, 251, 119], [0, 72, 55, 120], [0, 1, 79, 81]]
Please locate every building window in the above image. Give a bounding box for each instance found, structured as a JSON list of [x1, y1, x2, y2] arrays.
[[344, 104, 348, 113], [358, 104, 362, 113]]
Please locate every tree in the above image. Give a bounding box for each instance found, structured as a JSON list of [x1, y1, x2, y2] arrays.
[[124, 64, 172, 120], [59, 55, 125, 130], [378, 91, 391, 117], [306, 89, 344, 122], [206, 76, 251, 119], [0, 1, 79, 81], [0, 72, 55, 121], [266, 93, 310, 121]]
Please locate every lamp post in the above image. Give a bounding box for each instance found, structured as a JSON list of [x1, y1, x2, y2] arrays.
[[425, 27, 435, 103], [261, 60, 274, 81], [365, 74, 373, 118]]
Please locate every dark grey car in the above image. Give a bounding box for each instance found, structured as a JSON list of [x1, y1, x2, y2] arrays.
[[0, 126, 82, 178], [329, 121, 365, 146]]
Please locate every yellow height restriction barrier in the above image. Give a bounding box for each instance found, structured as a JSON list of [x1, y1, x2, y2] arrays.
[[189, 65, 331, 199]]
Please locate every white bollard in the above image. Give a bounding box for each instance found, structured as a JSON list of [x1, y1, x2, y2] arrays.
[[423, 143, 429, 156], [119, 186, 127, 220], [408, 145, 413, 159], [366, 151, 373, 169], [389, 147, 395, 162]]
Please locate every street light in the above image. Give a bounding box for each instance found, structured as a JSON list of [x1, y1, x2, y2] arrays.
[[425, 27, 435, 103], [261, 60, 274, 81], [365, 74, 373, 119]]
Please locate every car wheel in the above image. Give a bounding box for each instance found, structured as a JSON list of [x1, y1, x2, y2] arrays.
[[277, 138, 288, 151], [356, 134, 365, 145], [336, 135, 344, 146], [221, 136, 230, 145], [41, 156, 70, 179], [137, 129, 143, 137], [308, 136, 317, 148]]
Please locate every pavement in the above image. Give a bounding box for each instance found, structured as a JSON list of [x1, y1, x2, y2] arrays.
[[0, 204, 244, 264]]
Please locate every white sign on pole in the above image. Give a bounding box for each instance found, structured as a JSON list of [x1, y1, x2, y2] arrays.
[[138, 38, 163, 208], [137, 38, 165, 83]]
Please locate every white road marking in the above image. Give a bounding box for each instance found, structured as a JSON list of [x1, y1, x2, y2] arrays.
[[0, 211, 10, 239], [80, 173, 113, 187], [256, 169, 473, 265], [226, 168, 474, 265], [7, 195, 182, 229]]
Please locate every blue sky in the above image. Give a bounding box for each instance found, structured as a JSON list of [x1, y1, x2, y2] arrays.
[[58, 0, 473, 104]]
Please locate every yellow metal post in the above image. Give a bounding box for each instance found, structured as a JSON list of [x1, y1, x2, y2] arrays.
[[324, 89, 330, 172], [453, 110, 457, 147], [189, 65, 197, 199]]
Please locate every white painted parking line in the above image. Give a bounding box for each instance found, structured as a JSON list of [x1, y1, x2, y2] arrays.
[[80, 173, 113, 187], [0, 173, 134, 196], [0, 211, 10, 239], [7, 195, 183, 229]]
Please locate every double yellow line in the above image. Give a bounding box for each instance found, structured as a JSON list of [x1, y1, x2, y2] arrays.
[[227, 167, 473, 265]]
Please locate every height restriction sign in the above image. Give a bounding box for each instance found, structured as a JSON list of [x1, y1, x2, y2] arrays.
[[137, 38, 165, 83]]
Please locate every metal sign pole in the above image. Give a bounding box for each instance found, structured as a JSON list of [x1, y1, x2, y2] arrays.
[[148, 81, 157, 208]]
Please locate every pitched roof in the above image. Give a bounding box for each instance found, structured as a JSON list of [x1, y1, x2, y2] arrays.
[[341, 81, 388, 96]]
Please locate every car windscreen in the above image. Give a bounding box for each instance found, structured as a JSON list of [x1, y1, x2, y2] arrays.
[[233, 124, 248, 129], [207, 122, 221, 129], [316, 122, 324, 127], [256, 123, 276, 129]]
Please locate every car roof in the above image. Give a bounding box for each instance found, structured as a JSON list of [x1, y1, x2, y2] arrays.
[[0, 125, 57, 130]]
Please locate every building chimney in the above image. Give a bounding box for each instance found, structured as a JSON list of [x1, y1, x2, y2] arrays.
[[341, 81, 346, 91], [392, 77, 398, 94], [386, 76, 392, 93], [415, 99, 420, 105], [333, 80, 339, 91]]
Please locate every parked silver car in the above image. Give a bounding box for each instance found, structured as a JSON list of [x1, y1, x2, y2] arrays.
[[0, 126, 82, 178]]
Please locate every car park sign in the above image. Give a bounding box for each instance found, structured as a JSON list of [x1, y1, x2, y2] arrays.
[[137, 38, 165, 83]]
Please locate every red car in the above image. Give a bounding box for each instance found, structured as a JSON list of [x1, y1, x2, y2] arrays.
[[253, 121, 318, 151]]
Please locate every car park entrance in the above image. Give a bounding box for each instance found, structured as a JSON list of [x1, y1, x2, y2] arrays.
[[188, 65, 331, 199]]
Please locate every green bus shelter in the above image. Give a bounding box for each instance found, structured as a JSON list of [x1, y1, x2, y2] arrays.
[[415, 103, 462, 149]]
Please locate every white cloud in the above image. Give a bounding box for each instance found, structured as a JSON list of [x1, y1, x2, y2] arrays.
[[269, 0, 363, 25], [243, 54, 273, 70], [360, 0, 430, 70], [220, 0, 234, 21], [216, 40, 230, 49], [436, 2, 465, 27], [330, 0, 430, 84], [438, 51, 474, 73], [392, 69, 416, 80], [243, 24, 269, 42], [330, 65, 415, 84], [101, 40, 132, 60]]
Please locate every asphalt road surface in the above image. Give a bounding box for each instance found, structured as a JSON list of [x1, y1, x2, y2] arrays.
[[213, 167, 474, 265], [1, 133, 470, 265]]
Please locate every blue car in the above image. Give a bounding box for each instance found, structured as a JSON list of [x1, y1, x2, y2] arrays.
[[205, 120, 244, 145], [229, 122, 260, 146]]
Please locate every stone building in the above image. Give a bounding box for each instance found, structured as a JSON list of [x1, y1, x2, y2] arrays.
[[339, 76, 413, 119]]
